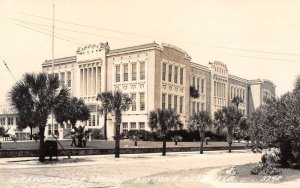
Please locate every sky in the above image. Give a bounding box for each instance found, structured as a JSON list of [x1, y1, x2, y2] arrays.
[[0, 0, 300, 104]]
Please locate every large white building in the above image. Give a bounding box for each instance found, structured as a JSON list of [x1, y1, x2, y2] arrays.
[[0, 42, 276, 140], [41, 42, 275, 140]]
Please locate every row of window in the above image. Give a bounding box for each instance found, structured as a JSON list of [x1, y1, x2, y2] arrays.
[[122, 122, 145, 133], [60, 71, 72, 87], [162, 63, 184, 85], [230, 86, 246, 101], [162, 94, 184, 113], [115, 61, 145, 82], [191, 102, 205, 115], [0, 117, 17, 125], [191, 76, 205, 94], [131, 92, 145, 111]]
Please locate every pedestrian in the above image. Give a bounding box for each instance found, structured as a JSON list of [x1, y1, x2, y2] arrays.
[[70, 128, 77, 146]]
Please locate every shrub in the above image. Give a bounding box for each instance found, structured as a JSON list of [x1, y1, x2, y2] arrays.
[[250, 163, 281, 175], [90, 129, 104, 140]]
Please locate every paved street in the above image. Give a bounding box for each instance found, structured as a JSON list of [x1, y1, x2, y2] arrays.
[[2, 150, 298, 188]]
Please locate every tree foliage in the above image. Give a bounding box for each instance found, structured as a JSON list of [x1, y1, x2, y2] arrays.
[[249, 91, 300, 167], [149, 109, 183, 156], [68, 97, 90, 128], [97, 90, 131, 158], [9, 73, 61, 162], [214, 105, 243, 153], [190, 86, 200, 99], [189, 111, 212, 154], [231, 96, 244, 108]]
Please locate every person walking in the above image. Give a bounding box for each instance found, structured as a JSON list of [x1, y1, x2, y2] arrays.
[[70, 128, 77, 146]]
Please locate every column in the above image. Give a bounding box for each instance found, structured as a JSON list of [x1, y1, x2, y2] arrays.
[[95, 65, 98, 94], [80, 68, 83, 95]]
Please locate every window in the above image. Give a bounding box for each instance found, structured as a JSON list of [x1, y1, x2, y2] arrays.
[[54, 124, 59, 136], [139, 122, 145, 130], [123, 122, 128, 133], [123, 64, 128, 81], [140, 93, 145, 111], [0, 117, 5, 125], [162, 63, 166, 81], [180, 68, 184, 85], [48, 124, 51, 135], [130, 122, 137, 130], [201, 103, 205, 111], [140, 62, 145, 80], [88, 116, 92, 126], [197, 102, 200, 112], [180, 96, 183, 113], [131, 93, 136, 111], [234, 87, 237, 97], [242, 90, 245, 101], [168, 94, 172, 109], [67, 71, 71, 87], [60, 72, 65, 87], [174, 67, 178, 83], [132, 63, 137, 81], [162, 94, 166, 110], [97, 115, 100, 126], [197, 78, 200, 90], [168, 65, 172, 82], [192, 77, 195, 87], [174, 95, 178, 112], [8, 117, 14, 125], [115, 65, 120, 82], [192, 102, 196, 115], [231, 86, 233, 99], [201, 79, 205, 93], [92, 115, 96, 126]]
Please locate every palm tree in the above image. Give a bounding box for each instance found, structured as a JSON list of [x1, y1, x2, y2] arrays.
[[149, 109, 183, 156], [231, 96, 243, 108], [190, 86, 200, 99], [68, 97, 90, 128], [96, 91, 114, 140], [190, 111, 212, 154], [214, 106, 243, 153], [10, 73, 61, 162], [10, 82, 36, 139], [97, 90, 131, 158]]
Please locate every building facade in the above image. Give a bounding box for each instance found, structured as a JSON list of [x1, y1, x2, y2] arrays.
[[41, 42, 275, 139], [0, 104, 39, 140]]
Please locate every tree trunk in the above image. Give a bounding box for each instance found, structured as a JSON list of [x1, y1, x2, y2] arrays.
[[104, 112, 107, 140], [229, 142, 232, 153], [199, 130, 204, 154], [114, 109, 121, 158], [39, 126, 45, 162], [162, 137, 166, 156], [30, 127, 33, 140]]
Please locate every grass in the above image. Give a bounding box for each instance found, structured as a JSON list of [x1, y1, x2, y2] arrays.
[[1, 140, 246, 150], [219, 163, 300, 183]]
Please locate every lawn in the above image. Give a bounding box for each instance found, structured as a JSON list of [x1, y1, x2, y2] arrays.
[[1, 140, 246, 150], [219, 163, 300, 183]]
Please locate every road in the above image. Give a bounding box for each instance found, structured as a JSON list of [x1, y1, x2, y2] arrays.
[[1, 150, 296, 188]]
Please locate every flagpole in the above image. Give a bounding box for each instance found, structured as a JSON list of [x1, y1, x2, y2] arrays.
[[51, 1, 55, 140]]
